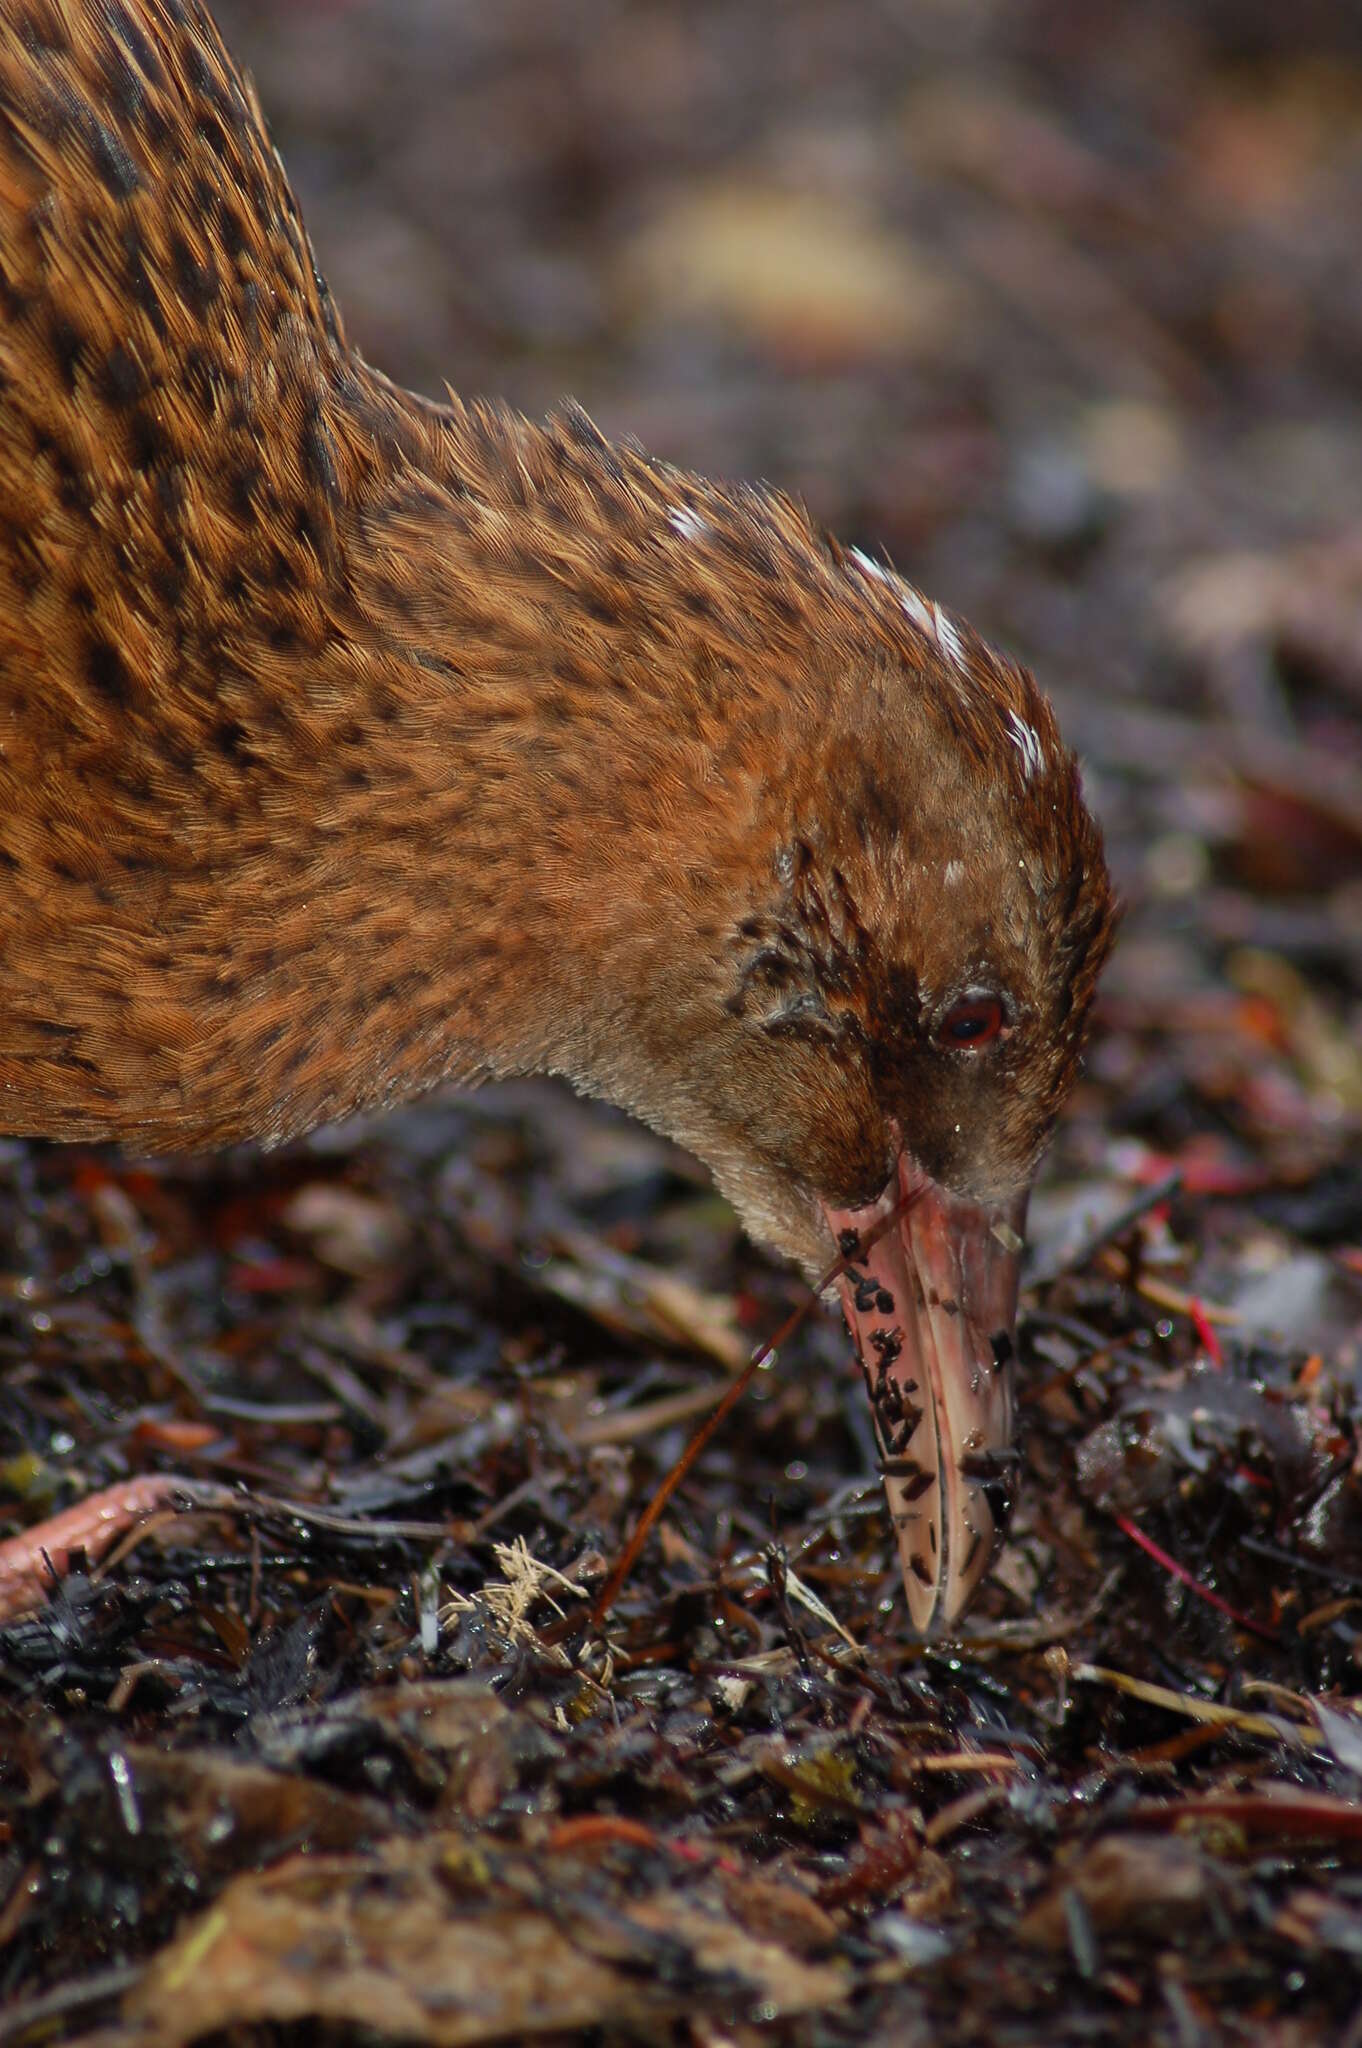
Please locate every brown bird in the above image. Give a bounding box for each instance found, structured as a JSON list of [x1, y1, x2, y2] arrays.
[[0, 0, 1115, 1630]]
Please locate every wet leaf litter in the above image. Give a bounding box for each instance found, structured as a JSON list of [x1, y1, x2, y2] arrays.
[[2, 1068, 1359, 2046]]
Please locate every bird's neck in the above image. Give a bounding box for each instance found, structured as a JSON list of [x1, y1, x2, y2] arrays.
[[203, 371, 786, 1145]]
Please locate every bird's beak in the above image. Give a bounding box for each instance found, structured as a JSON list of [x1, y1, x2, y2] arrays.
[[822, 1157, 1025, 1633]]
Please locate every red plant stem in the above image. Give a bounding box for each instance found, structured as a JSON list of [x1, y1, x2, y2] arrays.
[[590, 1193, 914, 1630], [587, 1346, 767, 1628], [1113, 1511, 1277, 1642], [1189, 1297, 1224, 1367], [545, 1816, 660, 1855]]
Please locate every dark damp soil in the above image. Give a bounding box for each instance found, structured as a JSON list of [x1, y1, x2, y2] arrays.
[[2, 2, 1361, 2042]]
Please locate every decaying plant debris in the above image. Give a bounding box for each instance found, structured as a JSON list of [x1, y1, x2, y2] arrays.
[[1, 1064, 1359, 2047], [2, 0, 1361, 2043]]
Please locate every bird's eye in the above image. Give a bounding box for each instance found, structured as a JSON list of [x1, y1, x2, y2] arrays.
[[935, 993, 1006, 1051]]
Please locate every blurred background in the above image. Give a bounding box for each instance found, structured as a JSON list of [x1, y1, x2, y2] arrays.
[[212, 0, 1362, 1358]]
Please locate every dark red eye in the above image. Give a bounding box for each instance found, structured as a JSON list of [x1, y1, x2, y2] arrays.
[[935, 993, 1006, 1050]]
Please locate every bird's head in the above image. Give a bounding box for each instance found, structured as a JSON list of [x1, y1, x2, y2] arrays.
[[549, 499, 1116, 1631], [712, 567, 1114, 1628]]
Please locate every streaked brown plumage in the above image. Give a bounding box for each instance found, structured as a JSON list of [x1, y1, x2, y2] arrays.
[[0, 0, 1116, 1629]]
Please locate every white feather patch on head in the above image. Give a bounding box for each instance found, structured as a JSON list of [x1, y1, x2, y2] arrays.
[[1006, 709, 1047, 780], [849, 547, 891, 585], [931, 604, 965, 669], [896, 583, 937, 642], [847, 550, 967, 673], [667, 504, 710, 542]]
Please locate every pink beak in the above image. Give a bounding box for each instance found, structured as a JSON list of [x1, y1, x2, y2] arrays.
[[823, 1156, 1025, 1632]]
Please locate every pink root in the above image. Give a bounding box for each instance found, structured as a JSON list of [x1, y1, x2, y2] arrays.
[[0, 1474, 202, 1621]]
